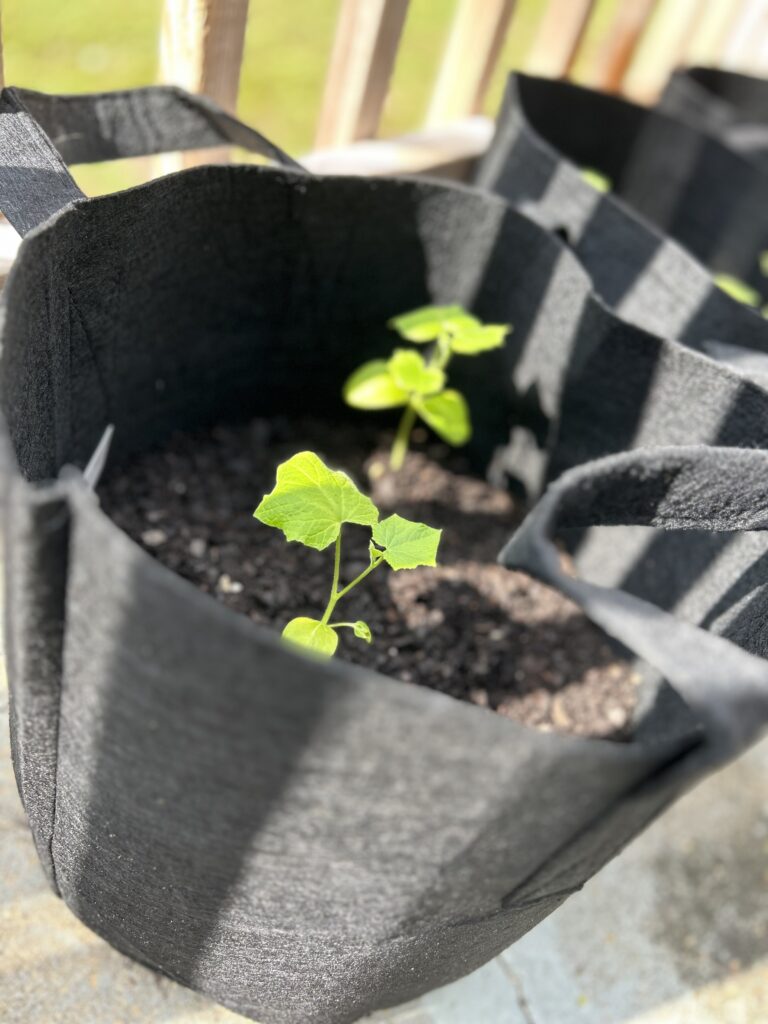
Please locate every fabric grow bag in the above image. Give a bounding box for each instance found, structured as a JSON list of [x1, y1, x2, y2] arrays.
[[474, 72, 768, 630], [661, 66, 768, 170], [2, 87, 768, 1024], [475, 72, 768, 351], [476, 72, 768, 300]]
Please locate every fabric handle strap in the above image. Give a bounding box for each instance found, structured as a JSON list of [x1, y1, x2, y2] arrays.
[[0, 85, 304, 236], [501, 445, 768, 764]]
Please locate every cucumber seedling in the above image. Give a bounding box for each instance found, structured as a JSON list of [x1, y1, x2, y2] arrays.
[[714, 251, 768, 317], [254, 451, 441, 657], [343, 305, 510, 470]]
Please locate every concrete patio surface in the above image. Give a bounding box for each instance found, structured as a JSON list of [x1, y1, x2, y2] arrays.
[[1, 660, 766, 1024]]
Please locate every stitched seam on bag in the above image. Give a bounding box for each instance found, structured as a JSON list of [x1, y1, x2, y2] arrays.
[[68, 288, 113, 422], [45, 496, 71, 897], [42, 265, 73, 895], [498, 773, 689, 914]]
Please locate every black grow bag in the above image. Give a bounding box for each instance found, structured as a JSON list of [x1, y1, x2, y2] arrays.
[[2, 87, 768, 1024], [475, 71, 768, 627], [475, 73, 768, 349], [477, 72, 768, 299], [661, 66, 768, 170]]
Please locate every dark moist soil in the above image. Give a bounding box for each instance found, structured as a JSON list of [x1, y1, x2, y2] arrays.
[[100, 416, 640, 739]]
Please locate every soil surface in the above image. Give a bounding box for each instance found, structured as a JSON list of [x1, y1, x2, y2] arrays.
[[100, 417, 640, 739]]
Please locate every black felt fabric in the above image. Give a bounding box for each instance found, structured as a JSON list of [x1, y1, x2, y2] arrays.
[[475, 71, 768, 637], [477, 73, 768, 298], [0, 85, 300, 235], [1, 86, 768, 1024], [475, 74, 768, 347], [661, 67, 768, 170]]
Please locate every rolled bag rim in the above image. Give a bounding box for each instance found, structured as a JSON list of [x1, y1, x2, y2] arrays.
[[8, 160, 768, 441], [662, 66, 768, 132], [482, 71, 673, 238], [480, 71, 768, 300], [505, 68, 767, 187]]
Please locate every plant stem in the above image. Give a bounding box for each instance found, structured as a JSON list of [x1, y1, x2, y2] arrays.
[[432, 331, 453, 372], [334, 552, 384, 603], [390, 402, 417, 470], [321, 533, 384, 624], [321, 531, 343, 624], [389, 330, 453, 470]]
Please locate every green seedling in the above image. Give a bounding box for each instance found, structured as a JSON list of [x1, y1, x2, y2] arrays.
[[714, 272, 762, 309], [253, 450, 441, 657], [715, 252, 768, 317], [343, 305, 510, 471], [580, 167, 612, 193]]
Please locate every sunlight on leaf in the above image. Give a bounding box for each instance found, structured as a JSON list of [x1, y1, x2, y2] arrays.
[[387, 349, 445, 395], [449, 322, 509, 355], [372, 513, 441, 570], [714, 273, 761, 309], [344, 304, 510, 466], [580, 167, 611, 193], [343, 359, 409, 410], [254, 451, 378, 550], [389, 304, 466, 342], [353, 620, 373, 643], [283, 617, 338, 657], [415, 389, 471, 446]]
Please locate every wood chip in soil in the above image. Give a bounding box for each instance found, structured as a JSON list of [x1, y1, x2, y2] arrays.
[[100, 416, 641, 739]]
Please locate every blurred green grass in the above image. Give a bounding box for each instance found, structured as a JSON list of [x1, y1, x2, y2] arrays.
[[2, 0, 617, 195]]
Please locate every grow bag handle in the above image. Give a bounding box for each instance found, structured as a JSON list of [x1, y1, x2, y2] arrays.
[[501, 445, 768, 764], [0, 85, 303, 236]]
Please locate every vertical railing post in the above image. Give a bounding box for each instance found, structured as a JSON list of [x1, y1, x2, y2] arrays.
[[427, 0, 517, 125], [686, 0, 744, 67], [523, 0, 596, 79], [314, 0, 411, 149], [159, 0, 250, 165], [722, 0, 768, 73], [0, 5, 5, 90], [576, 0, 659, 92], [621, 0, 701, 102]]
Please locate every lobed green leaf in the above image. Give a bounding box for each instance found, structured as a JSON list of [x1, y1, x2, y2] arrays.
[[254, 451, 378, 550], [372, 513, 441, 570], [387, 349, 445, 395], [449, 322, 509, 355], [343, 359, 409, 410], [415, 389, 471, 446], [283, 617, 338, 657], [389, 304, 466, 342]]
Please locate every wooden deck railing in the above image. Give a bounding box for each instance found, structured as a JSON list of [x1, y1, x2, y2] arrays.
[[162, 0, 768, 176], [1, 0, 768, 178]]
